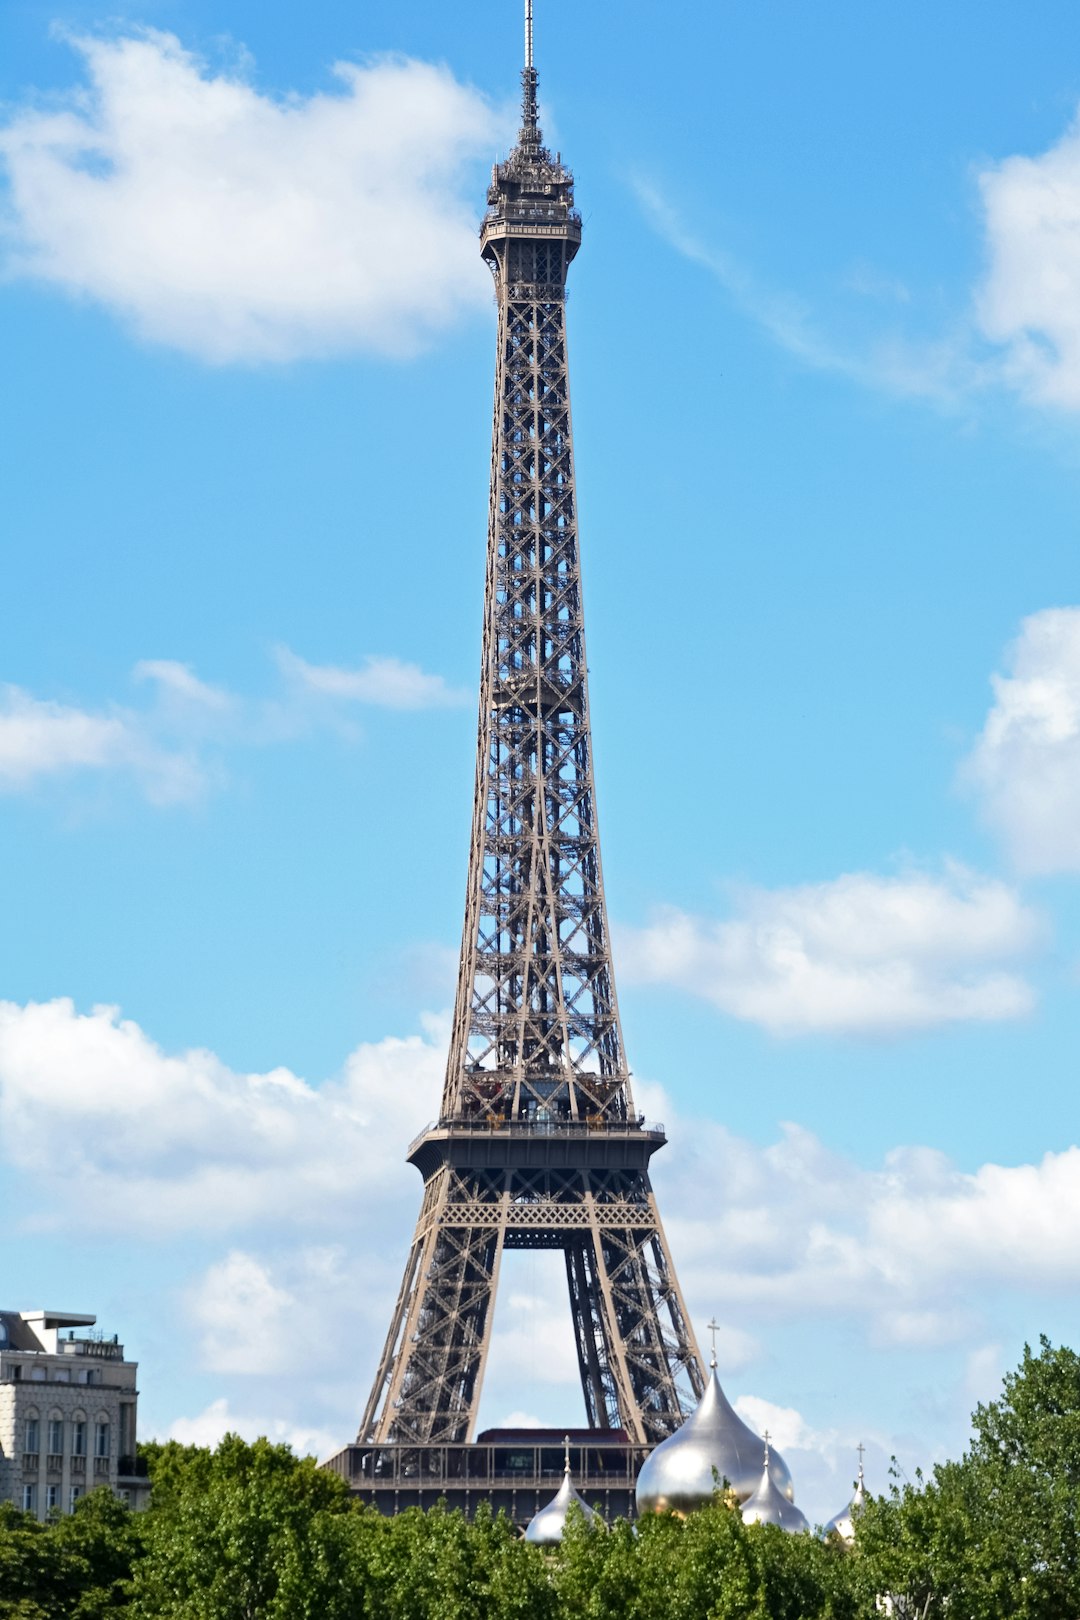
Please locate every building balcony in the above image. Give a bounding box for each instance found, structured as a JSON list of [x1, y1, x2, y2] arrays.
[[118, 1455, 149, 1479], [45, 1454, 63, 1475], [21, 1453, 38, 1473], [71, 1456, 85, 1474], [93, 1458, 110, 1477]]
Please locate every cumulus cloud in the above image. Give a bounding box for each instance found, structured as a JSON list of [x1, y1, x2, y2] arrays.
[[2, 995, 1074, 1355], [0, 997, 444, 1232], [189, 1251, 298, 1374], [978, 113, 1080, 408], [0, 996, 1074, 1518], [964, 608, 1080, 873], [618, 866, 1039, 1036], [187, 1247, 358, 1377], [648, 1105, 1080, 1355], [0, 29, 503, 363], [276, 647, 468, 710]]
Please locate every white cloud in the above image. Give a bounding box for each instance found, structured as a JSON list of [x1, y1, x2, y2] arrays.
[[0, 685, 129, 783], [6, 995, 1073, 1331], [734, 1395, 823, 1458], [978, 112, 1080, 408], [165, 1396, 339, 1460], [188, 1251, 297, 1374], [731, 1395, 893, 1524], [276, 647, 468, 710], [0, 647, 465, 803], [964, 608, 1080, 873], [618, 865, 1039, 1037], [0, 30, 503, 363], [646, 1098, 1080, 1354], [0, 997, 444, 1233], [633, 179, 969, 406], [0, 682, 202, 801], [188, 1247, 357, 1378], [134, 660, 231, 710], [0, 996, 1072, 1521]]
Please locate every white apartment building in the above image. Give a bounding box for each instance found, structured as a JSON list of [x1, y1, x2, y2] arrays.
[[0, 1309, 149, 1517]]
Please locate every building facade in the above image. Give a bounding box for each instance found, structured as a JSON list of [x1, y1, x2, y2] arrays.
[[0, 1309, 149, 1517]]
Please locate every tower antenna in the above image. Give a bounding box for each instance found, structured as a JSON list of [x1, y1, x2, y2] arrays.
[[521, 0, 539, 138]]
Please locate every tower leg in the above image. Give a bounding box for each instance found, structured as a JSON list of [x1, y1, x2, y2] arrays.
[[362, 1166, 507, 1445]]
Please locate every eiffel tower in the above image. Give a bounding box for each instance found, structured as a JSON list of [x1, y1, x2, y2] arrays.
[[357, 2, 704, 1461]]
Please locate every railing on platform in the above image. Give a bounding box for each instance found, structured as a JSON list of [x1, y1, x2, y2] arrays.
[[407, 1117, 665, 1160], [330, 1439, 649, 1492]]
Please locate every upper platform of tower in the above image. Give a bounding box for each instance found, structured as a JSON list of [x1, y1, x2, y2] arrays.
[[480, 48, 582, 272]]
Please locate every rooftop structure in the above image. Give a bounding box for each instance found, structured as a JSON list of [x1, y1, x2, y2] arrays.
[[0, 1309, 149, 1518]]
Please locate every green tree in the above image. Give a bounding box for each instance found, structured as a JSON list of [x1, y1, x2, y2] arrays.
[[0, 1502, 62, 1620], [853, 1337, 1080, 1619], [0, 1490, 140, 1620], [129, 1434, 351, 1620], [552, 1494, 862, 1620]]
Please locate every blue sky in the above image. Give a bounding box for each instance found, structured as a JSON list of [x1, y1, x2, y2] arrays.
[[4, 0, 1080, 1523]]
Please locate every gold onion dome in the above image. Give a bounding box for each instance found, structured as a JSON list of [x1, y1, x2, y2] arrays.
[[825, 1450, 868, 1543], [741, 1439, 810, 1534], [635, 1354, 795, 1515], [524, 1441, 598, 1545]]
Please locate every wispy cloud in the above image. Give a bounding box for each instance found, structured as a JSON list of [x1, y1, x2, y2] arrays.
[[0, 683, 204, 803], [632, 178, 971, 406], [0, 29, 504, 363], [276, 647, 469, 710], [0, 646, 464, 804]]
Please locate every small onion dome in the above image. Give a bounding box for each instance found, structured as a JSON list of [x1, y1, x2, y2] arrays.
[[635, 1363, 795, 1515], [741, 1443, 810, 1534], [524, 1458, 598, 1545], [824, 1455, 868, 1544]]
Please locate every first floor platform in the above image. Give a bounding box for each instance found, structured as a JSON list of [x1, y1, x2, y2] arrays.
[[321, 1429, 648, 1528]]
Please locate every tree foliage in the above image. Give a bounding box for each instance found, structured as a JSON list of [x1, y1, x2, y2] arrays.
[[852, 1336, 1080, 1618], [3, 1341, 1080, 1617]]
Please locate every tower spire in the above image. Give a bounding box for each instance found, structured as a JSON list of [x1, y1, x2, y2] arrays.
[[521, 0, 540, 143]]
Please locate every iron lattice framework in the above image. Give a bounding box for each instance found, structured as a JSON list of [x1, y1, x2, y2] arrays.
[[360, 18, 703, 1451]]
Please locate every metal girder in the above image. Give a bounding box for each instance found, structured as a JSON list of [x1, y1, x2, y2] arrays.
[[359, 54, 704, 1454]]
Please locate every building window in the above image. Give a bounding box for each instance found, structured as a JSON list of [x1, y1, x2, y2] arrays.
[[69, 1485, 83, 1511], [72, 1419, 86, 1457], [94, 1420, 110, 1459], [21, 1484, 36, 1514], [48, 1417, 64, 1455], [46, 1484, 59, 1513], [24, 1416, 39, 1454]]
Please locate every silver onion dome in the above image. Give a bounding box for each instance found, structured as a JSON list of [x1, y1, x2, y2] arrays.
[[635, 1361, 795, 1515], [524, 1446, 598, 1545], [825, 1451, 868, 1543], [741, 1445, 810, 1534]]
